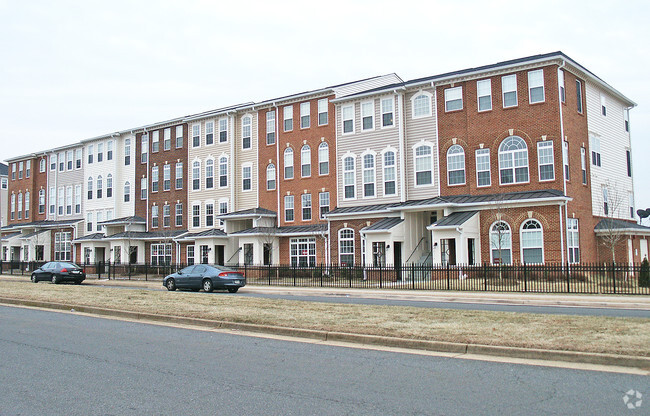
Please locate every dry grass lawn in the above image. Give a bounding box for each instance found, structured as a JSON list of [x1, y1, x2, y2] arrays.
[[0, 280, 648, 357]]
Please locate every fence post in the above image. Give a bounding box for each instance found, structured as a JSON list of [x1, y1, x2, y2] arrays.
[[566, 263, 570, 293], [268, 264, 272, 286], [145, 263, 148, 281], [611, 262, 616, 294], [523, 262, 527, 292], [483, 263, 488, 291], [320, 263, 323, 287], [379, 264, 383, 289], [293, 263, 297, 287], [446, 263, 450, 290]]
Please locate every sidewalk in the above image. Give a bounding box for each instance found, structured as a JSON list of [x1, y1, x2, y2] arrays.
[[3, 273, 649, 310]]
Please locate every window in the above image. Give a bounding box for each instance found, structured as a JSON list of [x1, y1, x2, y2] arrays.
[[498, 136, 529, 184], [58, 153, 65, 171], [54, 232, 71, 261], [75, 148, 82, 169], [528, 69, 545, 103], [301, 145, 311, 177], [10, 194, 15, 220], [97, 143, 104, 162], [164, 128, 171, 150], [192, 124, 200, 147], [381, 97, 394, 127], [104, 174, 112, 198], [563, 141, 569, 181], [302, 193, 312, 221], [18, 161, 23, 179], [300, 102, 310, 128], [266, 164, 276, 190], [243, 244, 253, 265], [415, 145, 433, 186], [475, 148, 491, 187], [339, 229, 355, 265], [87, 177, 93, 200], [50, 155, 56, 171], [26, 160, 31, 178], [318, 98, 328, 125], [205, 122, 214, 145], [559, 69, 565, 103], [363, 153, 375, 197], [88, 145, 94, 164], [176, 162, 183, 189], [444, 87, 462, 112], [361, 101, 374, 130], [140, 177, 147, 200], [107, 141, 114, 160], [342, 105, 354, 134], [205, 159, 214, 189], [567, 218, 579, 263], [576, 80, 583, 113], [581, 148, 587, 184], [57, 188, 63, 216], [97, 175, 103, 199], [11, 163, 16, 180], [477, 79, 492, 111], [38, 189, 45, 214], [176, 125, 184, 148], [187, 245, 194, 266], [86, 213, 92, 232], [412, 93, 431, 117], [383, 150, 396, 195], [18, 192, 23, 219], [490, 221, 512, 265], [163, 204, 171, 227], [624, 109, 630, 132], [124, 139, 131, 165], [630, 192, 635, 219], [626, 149, 632, 177], [447, 145, 465, 185], [192, 204, 200, 228], [521, 219, 543, 264], [218, 119, 227, 143], [40, 158, 46, 173], [65, 151, 72, 170], [600, 94, 607, 116], [603, 187, 609, 216], [502, 75, 517, 108], [537, 141, 554, 181], [290, 237, 316, 267], [49, 186, 55, 214], [25, 191, 30, 218], [318, 142, 329, 175], [242, 116, 252, 149], [284, 148, 294, 179], [151, 243, 171, 266], [219, 157, 228, 187], [140, 135, 148, 163], [175, 203, 183, 227], [151, 167, 158, 193], [591, 136, 601, 167], [159, 164, 169, 191], [319, 192, 329, 219], [285, 195, 294, 222], [343, 156, 355, 198], [219, 200, 228, 225], [151, 132, 159, 153], [151, 205, 159, 228], [283, 105, 293, 131], [124, 181, 130, 203], [192, 161, 200, 190], [242, 164, 252, 191], [205, 203, 214, 227], [0, 177, 6, 190], [266, 111, 275, 145]]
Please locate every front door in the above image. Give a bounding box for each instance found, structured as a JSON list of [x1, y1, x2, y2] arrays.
[[441, 239, 457, 266], [394, 242, 402, 280], [215, 245, 225, 265], [95, 247, 105, 273], [129, 246, 138, 264], [468, 239, 475, 265]]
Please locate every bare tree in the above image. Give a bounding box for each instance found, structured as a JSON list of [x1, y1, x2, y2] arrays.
[[597, 181, 626, 264]]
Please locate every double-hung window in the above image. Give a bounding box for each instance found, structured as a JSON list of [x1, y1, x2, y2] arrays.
[[300, 102, 310, 128], [283, 106, 293, 131], [285, 195, 294, 222], [218, 119, 227, 142], [106, 174, 113, 198], [205, 159, 214, 189], [415, 145, 433, 185], [123, 182, 130, 203], [164, 128, 171, 150], [140, 136, 148, 163], [107, 141, 113, 160], [521, 220, 543, 264], [319, 192, 329, 219], [502, 75, 517, 107], [318, 98, 328, 125], [175, 203, 183, 227], [163, 204, 170, 227], [151, 205, 159, 228], [66, 151, 73, 170], [528, 69, 545, 103], [151, 167, 158, 192], [477, 79, 492, 111], [176, 162, 183, 189], [150, 132, 158, 153], [591, 136, 601, 167], [383, 151, 396, 195], [192, 161, 200, 190], [301, 193, 311, 221], [343, 156, 355, 198], [124, 140, 131, 166], [339, 229, 355, 265], [163, 164, 171, 191], [242, 116, 252, 149], [559, 70, 565, 103], [447, 145, 465, 185], [97, 176, 103, 199], [342, 105, 354, 134], [318, 142, 329, 175], [140, 177, 147, 200], [537, 141, 554, 181], [581, 148, 587, 184], [301, 145, 311, 177], [563, 141, 570, 181], [475, 148, 491, 187], [284, 148, 294, 179], [205, 203, 214, 227], [176, 125, 184, 148], [266, 111, 275, 145], [498, 136, 529, 184], [567, 218, 579, 263], [576, 80, 583, 113], [242, 164, 252, 191], [381, 97, 394, 127], [192, 124, 200, 147], [192, 204, 200, 228], [88, 145, 94, 164], [362, 153, 375, 197], [87, 177, 93, 200], [444, 87, 462, 111], [205, 122, 214, 145], [361, 101, 374, 130], [266, 164, 276, 190], [219, 157, 228, 187]]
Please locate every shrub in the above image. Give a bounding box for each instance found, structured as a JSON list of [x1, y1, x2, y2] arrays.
[[640, 258, 650, 288]]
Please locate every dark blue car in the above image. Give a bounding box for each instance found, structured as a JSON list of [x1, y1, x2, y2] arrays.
[[163, 265, 245, 293], [31, 262, 86, 284]]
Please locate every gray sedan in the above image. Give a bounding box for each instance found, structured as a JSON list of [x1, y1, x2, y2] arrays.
[[163, 265, 245, 293]]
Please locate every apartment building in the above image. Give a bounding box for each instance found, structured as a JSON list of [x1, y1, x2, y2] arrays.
[[0, 163, 8, 260]]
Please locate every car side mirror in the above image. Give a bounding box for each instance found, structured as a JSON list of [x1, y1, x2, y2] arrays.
[[177, 271, 183, 275]]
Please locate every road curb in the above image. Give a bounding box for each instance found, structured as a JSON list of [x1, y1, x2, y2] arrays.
[[1, 296, 648, 370]]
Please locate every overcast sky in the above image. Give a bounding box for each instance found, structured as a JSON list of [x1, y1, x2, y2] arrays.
[[1, 0, 649, 219]]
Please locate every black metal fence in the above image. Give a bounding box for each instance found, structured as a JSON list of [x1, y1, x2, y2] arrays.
[[2, 260, 649, 294]]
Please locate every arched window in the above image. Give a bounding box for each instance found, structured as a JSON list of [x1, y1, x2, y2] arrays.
[[38, 189, 45, 214], [124, 181, 131, 202], [266, 164, 276, 190], [447, 144, 466, 185], [412, 93, 431, 117], [521, 219, 544, 264], [343, 156, 355, 199], [40, 158, 46, 173], [498, 136, 529, 184], [414, 144, 433, 185], [106, 174, 113, 198], [25, 191, 30, 218], [490, 221, 512, 265], [301, 145, 311, 177], [219, 156, 228, 187], [17, 192, 23, 219], [242, 115, 252, 149], [97, 175, 103, 198], [205, 159, 214, 189], [318, 142, 329, 175], [339, 228, 355, 265], [192, 160, 200, 190], [284, 148, 294, 179], [383, 150, 396, 195], [87, 177, 93, 200], [362, 153, 375, 197]]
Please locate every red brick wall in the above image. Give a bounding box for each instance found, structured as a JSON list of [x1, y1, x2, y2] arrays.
[[7, 157, 40, 225], [329, 218, 383, 264], [277, 235, 327, 265]]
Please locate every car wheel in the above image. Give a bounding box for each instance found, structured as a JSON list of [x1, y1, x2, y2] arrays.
[[191, 288, 200, 292], [74, 280, 82, 285], [166, 278, 176, 291], [202, 279, 213, 293], [227, 287, 239, 293], [31, 274, 38, 283], [52, 274, 60, 284]]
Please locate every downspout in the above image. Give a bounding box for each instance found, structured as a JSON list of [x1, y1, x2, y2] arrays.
[[274, 104, 280, 226], [397, 90, 406, 203], [433, 82, 440, 198], [229, 113, 235, 212], [557, 61, 567, 264], [144, 129, 150, 233]]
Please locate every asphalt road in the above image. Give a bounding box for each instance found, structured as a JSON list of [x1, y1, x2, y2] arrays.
[[0, 305, 646, 415]]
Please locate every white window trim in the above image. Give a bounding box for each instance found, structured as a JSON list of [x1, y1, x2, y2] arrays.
[[361, 150, 377, 199], [446, 145, 466, 186], [380, 96, 395, 129], [502, 74, 518, 108], [318, 142, 329, 176], [301, 145, 311, 178], [192, 158, 201, 191], [283, 105, 293, 132], [361, 100, 375, 131], [444, 86, 463, 112], [381, 146, 398, 196], [489, 221, 512, 265], [218, 154, 229, 189], [411, 90, 433, 118], [317, 98, 328, 126], [498, 136, 530, 185], [301, 193, 312, 221], [520, 219, 544, 265], [241, 162, 253, 192], [266, 163, 276, 191], [284, 195, 295, 222], [191, 123, 201, 148], [300, 102, 310, 129], [476, 79, 492, 112], [341, 104, 355, 135], [537, 141, 555, 182], [338, 228, 355, 265], [528, 69, 545, 104], [205, 157, 215, 189], [475, 148, 491, 188], [284, 147, 294, 180], [204, 120, 215, 146], [241, 114, 252, 150], [342, 152, 357, 200], [412, 141, 434, 188], [218, 118, 228, 143]]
